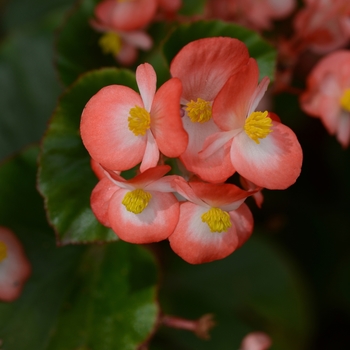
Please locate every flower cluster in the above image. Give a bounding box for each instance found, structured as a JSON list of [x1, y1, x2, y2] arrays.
[[80, 37, 303, 264]]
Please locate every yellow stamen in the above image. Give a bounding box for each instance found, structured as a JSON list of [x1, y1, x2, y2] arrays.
[[201, 207, 232, 233], [244, 111, 273, 144], [340, 89, 350, 112], [122, 189, 152, 214], [128, 106, 151, 136], [186, 98, 212, 123], [98, 32, 122, 56], [0, 241, 7, 262]]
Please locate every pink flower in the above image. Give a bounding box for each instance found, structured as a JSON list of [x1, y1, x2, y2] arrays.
[[168, 178, 254, 264], [300, 50, 350, 148], [199, 58, 303, 190], [91, 165, 180, 244], [90, 0, 157, 65], [81, 63, 188, 173], [293, 0, 350, 53], [0, 227, 31, 302], [240, 332, 272, 350], [170, 37, 251, 183]]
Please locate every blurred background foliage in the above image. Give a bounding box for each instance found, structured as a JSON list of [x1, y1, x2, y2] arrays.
[[0, 0, 350, 349]]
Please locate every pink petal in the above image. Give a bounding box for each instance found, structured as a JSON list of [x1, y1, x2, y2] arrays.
[[189, 181, 251, 209], [172, 177, 208, 206], [120, 31, 153, 50], [199, 130, 235, 159], [0, 227, 31, 302], [228, 203, 254, 248], [151, 77, 188, 158], [170, 37, 250, 101], [80, 85, 147, 171], [116, 43, 138, 66], [145, 175, 181, 193], [336, 110, 350, 148], [90, 177, 118, 227], [213, 59, 260, 131], [140, 131, 160, 172], [248, 76, 270, 115], [136, 63, 156, 112], [230, 122, 303, 190], [95, 0, 157, 31], [180, 118, 235, 183], [128, 164, 171, 187], [108, 189, 179, 244], [168, 202, 241, 264]]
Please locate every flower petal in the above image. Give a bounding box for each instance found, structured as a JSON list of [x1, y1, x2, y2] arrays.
[[213, 58, 259, 131], [136, 63, 156, 112], [80, 85, 146, 171], [108, 189, 179, 244], [170, 37, 250, 101], [95, 0, 157, 31], [151, 77, 188, 158], [168, 202, 241, 264], [180, 118, 235, 183], [91, 177, 118, 227], [140, 131, 160, 173], [230, 122, 303, 190]]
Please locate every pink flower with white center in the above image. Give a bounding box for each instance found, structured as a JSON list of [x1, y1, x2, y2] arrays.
[[90, 0, 157, 65], [240, 332, 272, 350], [170, 37, 251, 183], [168, 178, 254, 264], [0, 227, 31, 302], [200, 58, 303, 190], [81, 63, 188, 173], [300, 50, 350, 148], [293, 0, 350, 54], [91, 165, 180, 244]]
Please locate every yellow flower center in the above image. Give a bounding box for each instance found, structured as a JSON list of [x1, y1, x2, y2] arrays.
[[244, 111, 273, 144], [201, 207, 232, 233], [122, 189, 152, 214], [340, 89, 350, 112], [98, 32, 122, 56], [186, 98, 212, 123], [128, 105, 151, 136], [0, 241, 7, 262]]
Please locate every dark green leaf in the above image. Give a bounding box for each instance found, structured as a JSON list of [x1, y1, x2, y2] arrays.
[[163, 20, 277, 81], [38, 68, 138, 245]]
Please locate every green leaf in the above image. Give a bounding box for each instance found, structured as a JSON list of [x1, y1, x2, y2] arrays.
[[178, 0, 207, 16], [163, 20, 277, 81], [55, 0, 118, 87], [153, 235, 313, 350], [38, 68, 138, 245], [0, 147, 160, 350]]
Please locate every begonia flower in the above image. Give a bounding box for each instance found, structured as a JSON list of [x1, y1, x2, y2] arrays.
[[200, 58, 303, 190], [300, 50, 350, 148], [0, 227, 31, 302], [293, 0, 350, 54], [91, 165, 180, 244], [168, 178, 254, 264], [81, 63, 188, 173], [90, 0, 157, 65], [239, 332, 272, 350], [205, 0, 295, 30], [170, 37, 251, 183]]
